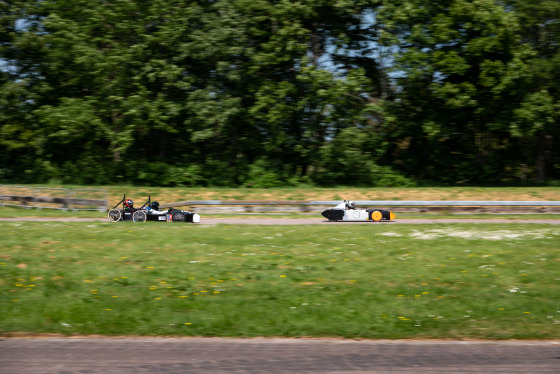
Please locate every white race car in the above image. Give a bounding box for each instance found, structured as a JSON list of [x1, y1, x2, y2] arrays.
[[321, 200, 396, 222]]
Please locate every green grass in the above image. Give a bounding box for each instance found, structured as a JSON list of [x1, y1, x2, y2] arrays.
[[1, 221, 559, 339]]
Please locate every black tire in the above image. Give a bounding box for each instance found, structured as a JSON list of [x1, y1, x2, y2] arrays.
[[133, 210, 147, 223], [172, 212, 185, 222], [108, 209, 122, 222]]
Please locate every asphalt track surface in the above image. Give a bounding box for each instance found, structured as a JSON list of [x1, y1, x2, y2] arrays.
[[1, 217, 560, 224], [1, 337, 559, 374], [204, 218, 560, 225]]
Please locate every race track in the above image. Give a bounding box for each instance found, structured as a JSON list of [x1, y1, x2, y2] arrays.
[[1, 337, 559, 374], [203, 218, 560, 225], [1, 217, 560, 224]]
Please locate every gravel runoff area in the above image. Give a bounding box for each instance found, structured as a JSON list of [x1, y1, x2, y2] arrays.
[[0, 337, 559, 374]]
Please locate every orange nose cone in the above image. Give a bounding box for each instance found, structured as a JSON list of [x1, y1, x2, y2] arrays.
[[390, 212, 396, 220]]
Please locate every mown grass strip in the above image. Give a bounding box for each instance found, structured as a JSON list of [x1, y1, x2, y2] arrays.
[[1, 222, 559, 339]]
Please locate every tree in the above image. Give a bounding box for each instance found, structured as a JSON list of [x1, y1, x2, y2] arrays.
[[375, 0, 533, 183], [505, 0, 560, 181], [4, 0, 555, 186], [0, 0, 47, 181]]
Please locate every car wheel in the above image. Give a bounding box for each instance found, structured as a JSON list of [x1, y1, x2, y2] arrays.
[[172, 212, 185, 222], [133, 210, 147, 222], [108, 209, 122, 222], [370, 211, 382, 222]]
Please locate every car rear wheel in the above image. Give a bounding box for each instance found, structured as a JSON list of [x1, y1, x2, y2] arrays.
[[172, 212, 185, 222], [370, 211, 382, 222], [108, 209, 122, 222], [133, 210, 147, 222]]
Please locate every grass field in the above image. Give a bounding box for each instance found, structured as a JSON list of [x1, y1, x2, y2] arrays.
[[3, 185, 560, 205], [1, 221, 559, 339], [100, 185, 560, 203]]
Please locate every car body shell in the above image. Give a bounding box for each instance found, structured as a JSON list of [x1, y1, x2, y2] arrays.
[[321, 201, 396, 222]]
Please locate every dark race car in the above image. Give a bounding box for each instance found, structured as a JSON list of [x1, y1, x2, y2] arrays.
[[321, 200, 396, 222], [108, 194, 200, 223]]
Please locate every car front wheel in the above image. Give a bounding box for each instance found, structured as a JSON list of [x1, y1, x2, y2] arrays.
[[108, 209, 122, 222]]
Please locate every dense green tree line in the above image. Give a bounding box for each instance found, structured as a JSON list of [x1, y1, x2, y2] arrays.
[[1, 0, 559, 186]]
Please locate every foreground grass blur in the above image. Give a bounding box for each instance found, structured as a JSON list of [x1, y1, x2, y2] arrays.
[[1, 221, 559, 339]]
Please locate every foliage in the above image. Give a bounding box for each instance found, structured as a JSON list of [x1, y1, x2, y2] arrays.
[[312, 127, 415, 186], [1, 0, 559, 186]]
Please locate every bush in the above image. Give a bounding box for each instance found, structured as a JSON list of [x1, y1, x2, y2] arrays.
[[243, 159, 286, 188], [311, 127, 415, 187], [164, 165, 205, 187]]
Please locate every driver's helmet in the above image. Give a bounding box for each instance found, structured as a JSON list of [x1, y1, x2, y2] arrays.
[[347, 201, 355, 209], [125, 199, 134, 209], [151, 201, 159, 211]]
